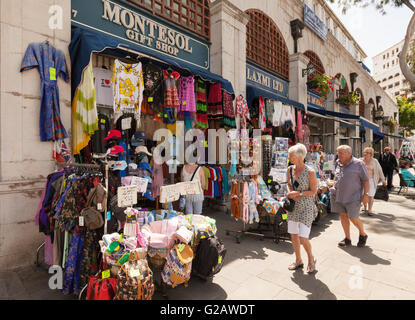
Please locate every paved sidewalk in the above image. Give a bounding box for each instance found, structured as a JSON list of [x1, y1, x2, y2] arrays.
[[2, 187, 415, 300]]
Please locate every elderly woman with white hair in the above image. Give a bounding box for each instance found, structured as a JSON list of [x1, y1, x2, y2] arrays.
[[286, 143, 318, 273]]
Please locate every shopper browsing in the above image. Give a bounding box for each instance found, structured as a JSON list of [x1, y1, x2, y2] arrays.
[[333, 146, 370, 248], [286, 144, 318, 274], [360, 147, 387, 216]]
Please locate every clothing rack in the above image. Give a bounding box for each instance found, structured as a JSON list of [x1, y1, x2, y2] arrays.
[[67, 162, 110, 234]]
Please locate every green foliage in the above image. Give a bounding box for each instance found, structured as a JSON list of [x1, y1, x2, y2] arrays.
[[307, 73, 334, 100], [336, 91, 361, 106], [397, 95, 415, 133], [326, 0, 406, 14]]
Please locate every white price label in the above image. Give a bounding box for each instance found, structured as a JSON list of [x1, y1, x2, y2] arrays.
[[121, 117, 132, 130], [79, 216, 84, 226], [97, 203, 102, 211]]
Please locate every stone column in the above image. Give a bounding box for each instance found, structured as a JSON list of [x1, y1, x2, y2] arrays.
[[288, 53, 309, 109], [332, 77, 341, 151], [210, 0, 249, 131]]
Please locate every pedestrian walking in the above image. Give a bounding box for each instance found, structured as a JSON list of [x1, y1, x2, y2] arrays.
[[286, 144, 318, 273], [360, 147, 387, 216], [379, 146, 398, 190], [332, 145, 370, 248]]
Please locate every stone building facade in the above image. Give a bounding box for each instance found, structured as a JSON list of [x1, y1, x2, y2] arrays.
[[0, 0, 398, 270]]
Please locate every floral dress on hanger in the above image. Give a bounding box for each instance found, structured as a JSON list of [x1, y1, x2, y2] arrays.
[[236, 95, 250, 130]]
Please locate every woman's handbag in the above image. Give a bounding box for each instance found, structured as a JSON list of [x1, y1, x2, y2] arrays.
[[374, 185, 389, 201], [283, 167, 296, 212], [86, 275, 117, 300]]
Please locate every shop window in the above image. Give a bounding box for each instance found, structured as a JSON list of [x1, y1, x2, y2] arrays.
[[127, 0, 210, 40], [246, 9, 289, 79]]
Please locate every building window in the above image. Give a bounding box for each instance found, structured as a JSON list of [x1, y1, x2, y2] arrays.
[[383, 87, 387, 90], [246, 9, 289, 79], [304, 50, 325, 81], [395, 82, 400, 87], [383, 54, 386, 59], [395, 92, 400, 96], [382, 78, 387, 82], [388, 84, 393, 89], [395, 73, 400, 77], [127, 0, 210, 40], [356, 88, 365, 117], [377, 81, 381, 84]]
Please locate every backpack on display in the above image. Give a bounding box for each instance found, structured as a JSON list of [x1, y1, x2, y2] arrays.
[[192, 236, 226, 281], [114, 259, 155, 300], [161, 244, 194, 288]]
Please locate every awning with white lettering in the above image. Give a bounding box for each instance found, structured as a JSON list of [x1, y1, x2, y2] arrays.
[[69, 27, 234, 100], [246, 85, 305, 111]]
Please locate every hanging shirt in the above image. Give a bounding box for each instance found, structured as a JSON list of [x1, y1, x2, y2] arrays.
[[296, 110, 303, 142], [75, 62, 98, 136], [111, 59, 144, 124], [93, 67, 113, 106], [178, 76, 196, 113], [20, 42, 69, 142], [272, 101, 283, 127]]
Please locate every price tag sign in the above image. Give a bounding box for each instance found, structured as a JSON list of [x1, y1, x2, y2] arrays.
[[130, 176, 148, 193], [102, 269, 110, 279], [97, 203, 102, 211], [178, 244, 186, 252], [79, 216, 84, 226], [117, 186, 138, 207], [100, 118, 106, 124], [121, 117, 132, 130], [218, 256, 223, 264], [148, 97, 154, 103], [282, 214, 287, 220], [49, 67, 56, 81]]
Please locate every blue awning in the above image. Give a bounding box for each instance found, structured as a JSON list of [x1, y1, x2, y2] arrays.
[[246, 85, 305, 111], [360, 118, 380, 132], [383, 133, 405, 140], [69, 27, 235, 100]]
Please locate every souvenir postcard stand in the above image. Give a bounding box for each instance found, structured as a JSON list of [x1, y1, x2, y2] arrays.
[[225, 135, 281, 244]]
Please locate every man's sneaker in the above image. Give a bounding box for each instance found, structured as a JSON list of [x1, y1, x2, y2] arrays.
[[338, 238, 352, 247], [357, 235, 368, 247]]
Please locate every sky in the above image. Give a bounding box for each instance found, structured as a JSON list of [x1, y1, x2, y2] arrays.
[[326, 1, 413, 71]]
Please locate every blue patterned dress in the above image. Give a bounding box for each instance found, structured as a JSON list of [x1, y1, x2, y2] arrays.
[[20, 42, 69, 141]]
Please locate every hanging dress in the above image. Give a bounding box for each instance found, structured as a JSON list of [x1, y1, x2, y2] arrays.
[[195, 78, 209, 129], [258, 97, 267, 131], [20, 42, 69, 142], [207, 82, 223, 119], [222, 91, 236, 128], [236, 95, 250, 130]]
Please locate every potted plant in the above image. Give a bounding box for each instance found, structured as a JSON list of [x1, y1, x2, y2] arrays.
[[336, 91, 360, 106], [307, 73, 334, 100]]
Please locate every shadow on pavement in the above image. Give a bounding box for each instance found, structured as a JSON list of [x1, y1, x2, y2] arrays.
[[290, 269, 337, 300], [365, 214, 415, 240], [310, 213, 338, 240], [339, 246, 391, 266]]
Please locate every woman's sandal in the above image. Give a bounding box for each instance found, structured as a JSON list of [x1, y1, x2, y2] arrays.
[[288, 262, 304, 271], [307, 259, 317, 274]]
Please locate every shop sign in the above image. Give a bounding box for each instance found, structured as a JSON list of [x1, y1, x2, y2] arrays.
[[71, 0, 210, 69], [246, 63, 289, 98], [304, 4, 328, 43], [307, 90, 327, 110]]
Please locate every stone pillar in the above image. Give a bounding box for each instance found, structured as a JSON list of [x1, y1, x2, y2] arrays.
[[332, 77, 341, 151], [210, 0, 249, 97], [210, 0, 249, 131], [0, 0, 72, 270], [288, 53, 309, 109]]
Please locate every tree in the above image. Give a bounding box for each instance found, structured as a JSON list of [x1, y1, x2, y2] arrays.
[[396, 95, 415, 135], [326, 0, 415, 89]]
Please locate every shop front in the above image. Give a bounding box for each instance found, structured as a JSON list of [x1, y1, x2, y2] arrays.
[[33, 0, 240, 299]]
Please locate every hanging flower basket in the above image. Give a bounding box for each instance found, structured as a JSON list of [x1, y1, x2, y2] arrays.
[[336, 91, 360, 106], [307, 73, 334, 101], [383, 118, 398, 134]]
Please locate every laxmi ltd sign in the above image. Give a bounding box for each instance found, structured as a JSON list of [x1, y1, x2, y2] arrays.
[[246, 63, 289, 98], [71, 0, 210, 69]]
